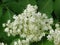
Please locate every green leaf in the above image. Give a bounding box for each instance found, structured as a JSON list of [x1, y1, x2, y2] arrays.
[[31, 40, 54, 45], [1, 9, 14, 23], [28, 0, 37, 5], [2, 0, 15, 3], [40, 40, 54, 45], [54, 0, 60, 20], [5, 0, 36, 14], [0, 6, 3, 39], [0, 9, 14, 43], [37, 0, 53, 15], [0, 6, 2, 18], [0, 8, 14, 32], [0, 6, 3, 28]]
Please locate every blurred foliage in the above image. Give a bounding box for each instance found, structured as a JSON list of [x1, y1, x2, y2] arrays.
[[37, 0, 53, 15], [0, 0, 59, 45], [54, 0, 60, 21]]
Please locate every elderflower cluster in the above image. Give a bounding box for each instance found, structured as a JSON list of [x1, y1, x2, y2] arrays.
[[0, 42, 7, 45], [3, 4, 53, 43], [13, 39, 29, 45], [47, 24, 60, 45]]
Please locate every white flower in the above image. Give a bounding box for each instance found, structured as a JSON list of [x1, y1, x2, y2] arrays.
[[20, 33, 26, 38], [2, 23, 5, 27], [50, 29, 54, 34], [1, 42, 4, 45], [18, 39, 22, 45], [7, 20, 11, 24], [47, 24, 60, 45], [0, 42, 7, 45], [14, 41, 17, 45], [49, 18, 53, 24], [5, 28, 9, 32], [7, 33, 10, 36], [26, 4, 37, 13], [3, 4, 53, 45], [9, 30, 12, 33], [13, 39, 29, 45], [13, 15, 17, 20], [47, 35, 53, 41], [55, 24, 59, 28]]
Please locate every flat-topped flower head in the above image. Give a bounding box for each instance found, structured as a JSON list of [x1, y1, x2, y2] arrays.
[[3, 4, 53, 44]]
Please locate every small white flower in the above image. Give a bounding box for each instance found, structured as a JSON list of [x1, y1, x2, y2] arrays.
[[7, 20, 11, 24], [5, 28, 9, 32], [1, 42, 4, 45], [13, 15, 17, 19], [49, 18, 53, 24], [20, 34, 26, 38], [17, 29, 21, 33], [50, 30, 54, 34], [18, 39, 22, 45], [7, 33, 10, 36], [47, 35, 53, 41], [0, 42, 7, 45], [9, 30, 12, 33], [42, 13, 47, 18], [55, 24, 59, 28], [14, 41, 17, 45], [22, 40, 29, 45], [2, 23, 5, 27]]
